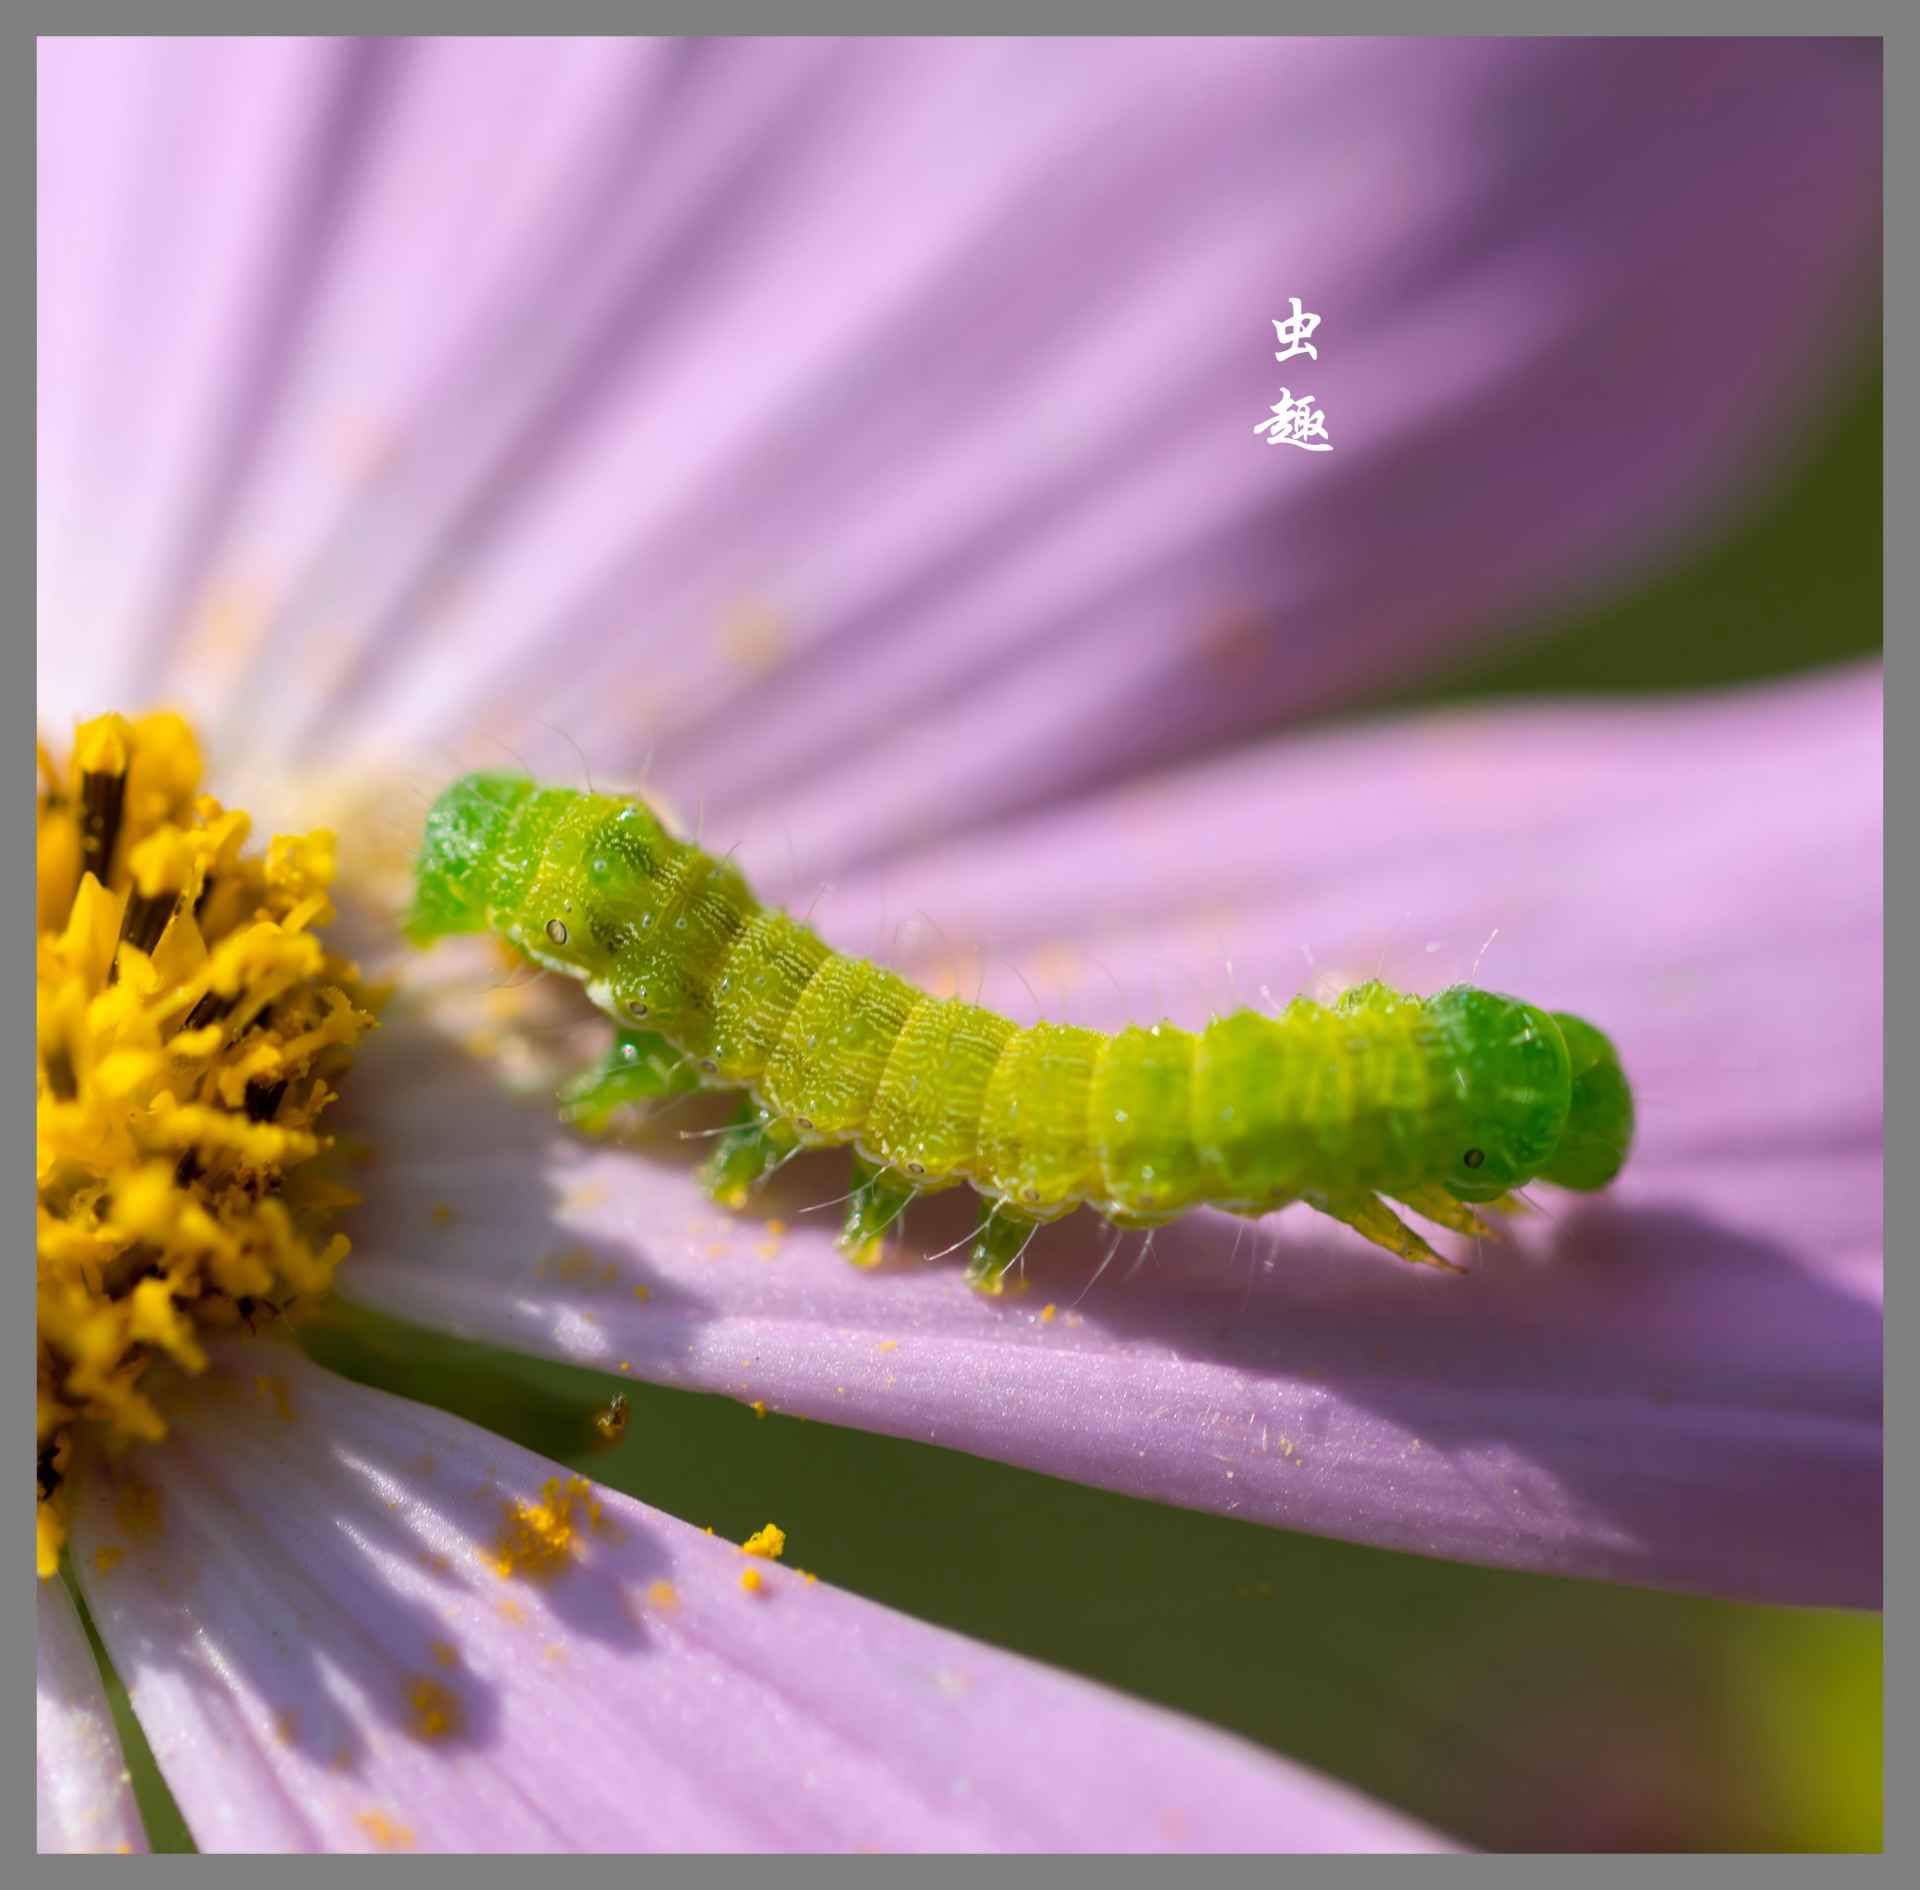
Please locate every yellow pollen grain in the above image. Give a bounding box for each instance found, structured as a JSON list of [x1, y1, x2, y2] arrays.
[[430, 1640, 458, 1668], [1040, 1304, 1057, 1324], [113, 1480, 162, 1542], [740, 1522, 786, 1560], [739, 1566, 765, 1594], [273, 1708, 299, 1745], [646, 1579, 680, 1612], [355, 1811, 416, 1851], [717, 597, 792, 676], [91, 1545, 123, 1576], [484, 1475, 603, 1580], [405, 1676, 463, 1741], [253, 1374, 294, 1421], [631, 1283, 650, 1302], [538, 1247, 601, 1284], [749, 1400, 767, 1419], [495, 1597, 527, 1627], [875, 1339, 898, 1354], [35, 712, 375, 1576], [431, 1202, 455, 1227]]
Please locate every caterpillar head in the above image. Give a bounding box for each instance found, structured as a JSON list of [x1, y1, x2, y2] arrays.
[[1538, 1012, 1635, 1192], [1426, 987, 1633, 1201], [405, 772, 532, 945]]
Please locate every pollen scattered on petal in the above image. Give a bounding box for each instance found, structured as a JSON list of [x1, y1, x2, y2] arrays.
[[739, 1566, 765, 1594], [355, 1810, 416, 1851], [404, 1676, 464, 1741], [112, 1477, 162, 1542], [644, 1579, 680, 1613], [484, 1475, 605, 1580], [36, 712, 377, 1575]]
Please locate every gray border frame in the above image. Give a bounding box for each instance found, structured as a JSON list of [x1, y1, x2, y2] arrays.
[[17, 15, 1892, 1886]]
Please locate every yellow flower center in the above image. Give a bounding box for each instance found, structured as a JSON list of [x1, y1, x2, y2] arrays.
[[36, 712, 377, 1578]]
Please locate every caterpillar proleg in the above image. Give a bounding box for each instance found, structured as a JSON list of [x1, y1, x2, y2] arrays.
[[409, 776, 1635, 1289]]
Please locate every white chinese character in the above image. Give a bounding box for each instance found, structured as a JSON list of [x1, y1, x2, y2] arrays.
[[1254, 389, 1332, 451], [1272, 297, 1321, 363]]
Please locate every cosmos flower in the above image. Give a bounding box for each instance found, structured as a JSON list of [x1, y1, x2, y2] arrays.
[[38, 35, 1879, 1854]]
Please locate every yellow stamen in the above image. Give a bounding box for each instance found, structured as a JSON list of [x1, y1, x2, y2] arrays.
[[35, 713, 377, 1576]]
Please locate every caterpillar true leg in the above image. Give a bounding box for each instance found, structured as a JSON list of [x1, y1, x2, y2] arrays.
[[558, 1028, 702, 1131], [1305, 1192, 1466, 1274], [1388, 1184, 1498, 1241]]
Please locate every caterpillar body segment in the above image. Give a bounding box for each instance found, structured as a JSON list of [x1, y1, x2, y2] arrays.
[[410, 776, 1636, 1289]]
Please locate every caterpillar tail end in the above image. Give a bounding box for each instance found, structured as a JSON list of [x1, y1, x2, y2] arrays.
[[838, 1160, 916, 1269], [1308, 1192, 1468, 1275]]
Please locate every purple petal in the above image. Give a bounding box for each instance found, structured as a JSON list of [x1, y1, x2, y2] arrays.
[[339, 666, 1880, 1608], [66, 1341, 1448, 1853], [38, 39, 1878, 863], [38, 1577, 148, 1854]]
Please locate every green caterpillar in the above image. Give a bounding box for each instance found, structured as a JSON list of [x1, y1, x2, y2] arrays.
[[407, 776, 1635, 1289]]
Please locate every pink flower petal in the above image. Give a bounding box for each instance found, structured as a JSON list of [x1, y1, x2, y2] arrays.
[[38, 1578, 148, 1854], [66, 1341, 1448, 1853], [339, 666, 1880, 1607], [38, 39, 1879, 865]]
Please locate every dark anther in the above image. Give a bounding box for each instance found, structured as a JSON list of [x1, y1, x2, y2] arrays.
[[182, 990, 238, 1033], [236, 1295, 283, 1334], [42, 1044, 77, 1100], [79, 764, 127, 886], [193, 874, 216, 917], [244, 1077, 289, 1124], [173, 1148, 204, 1188], [102, 1245, 163, 1300], [110, 888, 182, 982], [37, 1444, 61, 1503], [1463, 1148, 1486, 1169]]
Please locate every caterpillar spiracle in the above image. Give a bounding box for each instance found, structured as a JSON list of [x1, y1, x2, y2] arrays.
[[408, 776, 1635, 1289]]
